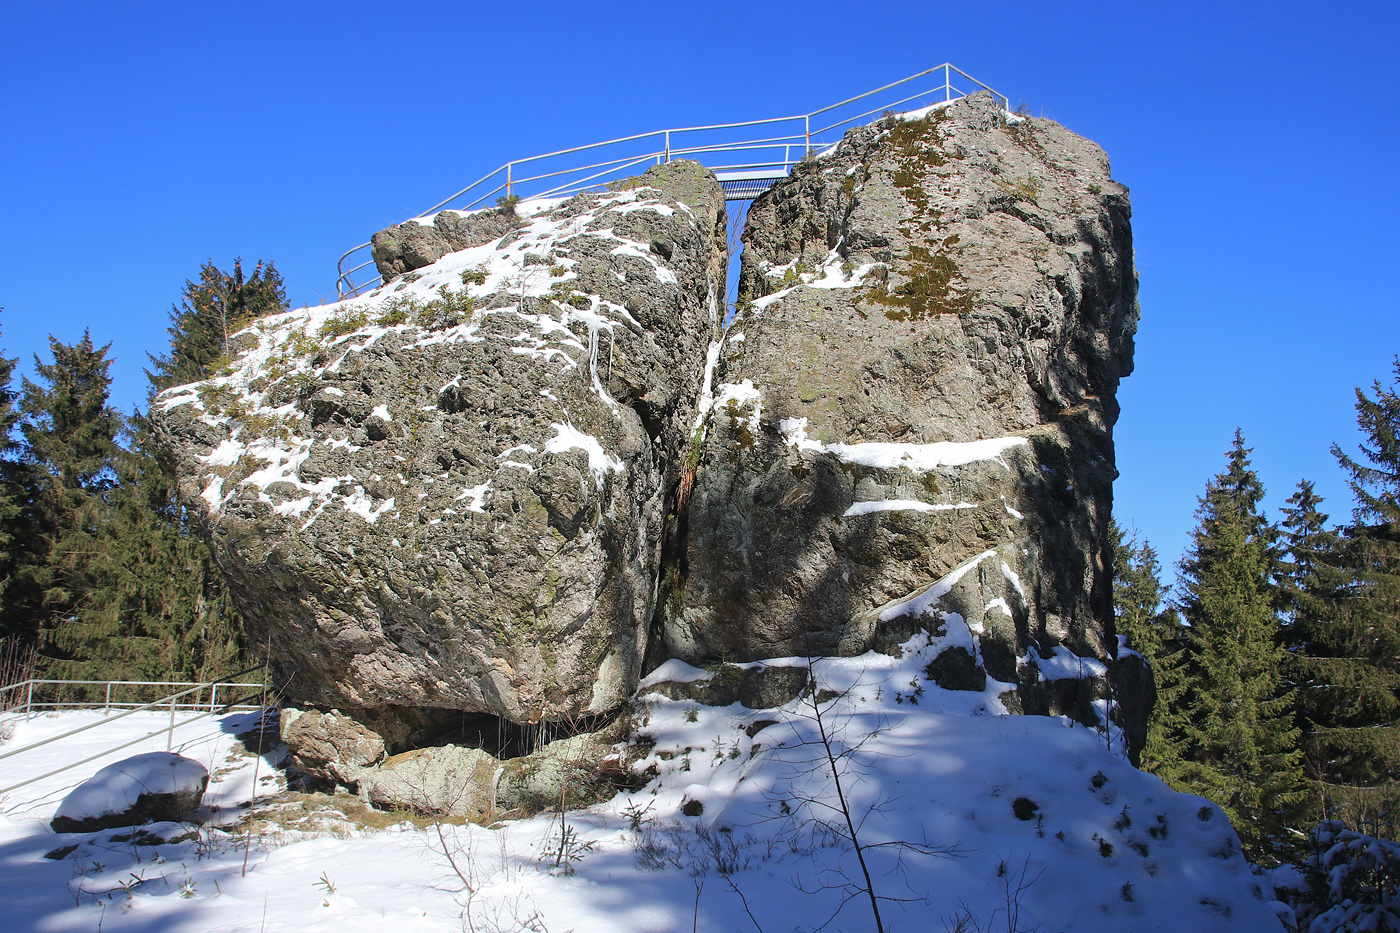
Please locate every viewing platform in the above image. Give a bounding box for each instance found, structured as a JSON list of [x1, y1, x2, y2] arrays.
[[336, 64, 1007, 297]]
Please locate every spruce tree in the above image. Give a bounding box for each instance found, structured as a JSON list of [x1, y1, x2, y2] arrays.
[[48, 430, 245, 684], [20, 332, 123, 496], [1315, 359, 1400, 832], [1175, 431, 1304, 856], [0, 311, 23, 630], [14, 332, 246, 688], [1278, 480, 1343, 698], [137, 260, 283, 674], [15, 333, 124, 668], [138, 262, 270, 677], [146, 258, 287, 395], [1110, 521, 1189, 783]]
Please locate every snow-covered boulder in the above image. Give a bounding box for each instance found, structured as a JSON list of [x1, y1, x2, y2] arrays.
[[151, 161, 727, 773], [50, 752, 209, 834], [660, 93, 1148, 752]]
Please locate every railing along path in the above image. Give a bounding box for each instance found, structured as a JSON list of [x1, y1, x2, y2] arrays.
[[0, 667, 272, 796], [336, 63, 1007, 297]]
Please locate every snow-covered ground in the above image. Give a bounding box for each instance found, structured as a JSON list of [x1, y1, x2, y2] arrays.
[[0, 640, 1290, 932]]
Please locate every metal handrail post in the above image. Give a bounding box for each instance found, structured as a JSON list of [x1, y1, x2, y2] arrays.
[[105, 682, 112, 712], [665, 130, 671, 163], [946, 65, 1007, 110], [506, 163, 513, 198], [167, 692, 176, 751], [209, 682, 218, 713], [945, 63, 952, 101], [26, 680, 33, 719], [805, 114, 811, 154]]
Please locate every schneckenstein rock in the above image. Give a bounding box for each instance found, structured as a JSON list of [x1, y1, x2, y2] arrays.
[[154, 93, 1150, 789]]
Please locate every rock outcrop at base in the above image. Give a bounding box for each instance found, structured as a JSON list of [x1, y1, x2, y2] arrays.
[[656, 93, 1143, 733], [153, 162, 726, 739], [280, 706, 639, 818]]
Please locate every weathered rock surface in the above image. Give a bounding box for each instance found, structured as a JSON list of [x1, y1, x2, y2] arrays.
[[636, 658, 810, 709], [153, 162, 727, 747], [280, 707, 391, 786], [656, 94, 1143, 733], [360, 731, 629, 817], [51, 753, 209, 834]]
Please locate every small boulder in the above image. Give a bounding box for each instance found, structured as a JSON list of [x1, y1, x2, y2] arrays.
[[280, 707, 387, 785], [639, 663, 809, 709], [360, 745, 498, 818], [51, 752, 209, 834], [370, 222, 451, 279]]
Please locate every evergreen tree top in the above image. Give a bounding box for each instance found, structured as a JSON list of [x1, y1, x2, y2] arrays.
[[1179, 430, 1276, 596], [1334, 356, 1400, 530], [1279, 480, 1336, 594], [19, 331, 123, 494], [145, 258, 288, 399]]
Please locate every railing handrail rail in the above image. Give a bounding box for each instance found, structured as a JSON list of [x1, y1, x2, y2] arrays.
[[0, 700, 274, 797], [413, 63, 1005, 216], [0, 664, 268, 764], [0, 678, 265, 694], [335, 64, 1007, 297], [331, 139, 811, 279], [20, 701, 266, 709], [392, 130, 815, 230]]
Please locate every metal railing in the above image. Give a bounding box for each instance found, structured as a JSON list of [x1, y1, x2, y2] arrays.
[[0, 677, 268, 716], [335, 63, 1007, 298], [0, 666, 273, 796]]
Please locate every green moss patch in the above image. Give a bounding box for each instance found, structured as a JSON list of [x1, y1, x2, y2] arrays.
[[866, 244, 970, 321]]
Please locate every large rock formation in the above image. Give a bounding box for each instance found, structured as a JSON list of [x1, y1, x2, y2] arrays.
[[155, 93, 1148, 789], [153, 162, 726, 741], [654, 93, 1141, 731]]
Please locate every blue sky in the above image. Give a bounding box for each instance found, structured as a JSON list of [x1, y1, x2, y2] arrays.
[[1, 0, 1396, 578]]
